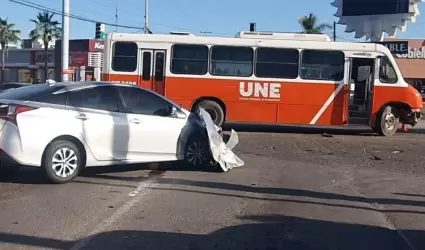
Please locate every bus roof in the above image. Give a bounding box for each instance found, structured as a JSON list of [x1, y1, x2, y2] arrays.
[[107, 31, 386, 53]]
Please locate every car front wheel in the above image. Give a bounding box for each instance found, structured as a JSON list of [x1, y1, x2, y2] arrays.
[[42, 140, 83, 184], [184, 135, 212, 167]]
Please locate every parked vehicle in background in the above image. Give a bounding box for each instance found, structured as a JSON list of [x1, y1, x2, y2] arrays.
[[0, 82, 30, 92], [0, 82, 212, 183], [102, 31, 423, 136]]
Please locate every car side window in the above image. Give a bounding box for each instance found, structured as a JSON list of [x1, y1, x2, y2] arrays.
[[67, 86, 121, 112], [38, 93, 68, 105], [117, 87, 172, 117]]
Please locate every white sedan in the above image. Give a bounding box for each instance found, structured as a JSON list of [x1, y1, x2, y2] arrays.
[[0, 82, 212, 183]]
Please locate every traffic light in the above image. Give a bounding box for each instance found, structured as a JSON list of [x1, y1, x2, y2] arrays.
[[95, 23, 106, 40], [249, 23, 256, 32]]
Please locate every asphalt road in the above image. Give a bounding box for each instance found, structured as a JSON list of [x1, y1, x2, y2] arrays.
[[1, 124, 425, 250]]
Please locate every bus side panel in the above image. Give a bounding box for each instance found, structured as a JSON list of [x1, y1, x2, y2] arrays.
[[312, 84, 348, 126], [165, 77, 346, 125], [102, 73, 139, 86], [165, 77, 278, 123], [276, 82, 346, 126]]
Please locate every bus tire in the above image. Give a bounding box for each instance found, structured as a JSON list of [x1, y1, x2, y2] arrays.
[[196, 100, 225, 127], [375, 105, 399, 137]]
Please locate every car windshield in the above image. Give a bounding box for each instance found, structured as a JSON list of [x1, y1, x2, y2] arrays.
[[0, 84, 65, 101]]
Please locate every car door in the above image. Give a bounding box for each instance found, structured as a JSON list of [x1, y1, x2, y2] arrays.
[[116, 86, 187, 162], [66, 86, 130, 161]]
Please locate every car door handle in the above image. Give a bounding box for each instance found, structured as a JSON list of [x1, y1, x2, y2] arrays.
[[75, 114, 89, 120], [129, 118, 142, 124]]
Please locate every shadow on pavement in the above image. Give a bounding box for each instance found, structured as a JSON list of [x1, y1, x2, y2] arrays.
[[149, 178, 425, 210], [0, 215, 423, 250], [223, 123, 376, 136], [0, 161, 219, 185]]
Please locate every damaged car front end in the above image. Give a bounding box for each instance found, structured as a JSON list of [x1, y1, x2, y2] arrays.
[[177, 107, 244, 171]]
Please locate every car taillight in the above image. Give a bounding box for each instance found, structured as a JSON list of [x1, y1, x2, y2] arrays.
[[0, 105, 37, 125]]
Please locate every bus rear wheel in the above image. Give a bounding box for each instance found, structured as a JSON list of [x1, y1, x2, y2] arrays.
[[375, 105, 399, 137], [195, 100, 225, 127]]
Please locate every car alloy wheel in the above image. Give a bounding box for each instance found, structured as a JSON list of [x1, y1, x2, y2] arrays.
[[51, 147, 78, 178], [186, 140, 208, 166]]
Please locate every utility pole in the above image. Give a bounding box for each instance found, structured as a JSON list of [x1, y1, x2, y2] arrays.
[[200, 31, 211, 36], [62, 0, 70, 81], [115, 5, 118, 32], [333, 21, 336, 41], [144, 0, 149, 34]]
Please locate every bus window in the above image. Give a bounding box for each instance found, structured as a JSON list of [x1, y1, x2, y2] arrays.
[[171, 44, 208, 75], [210, 46, 253, 77], [112, 42, 138, 72], [379, 56, 398, 84], [255, 48, 299, 79], [300, 50, 344, 81]]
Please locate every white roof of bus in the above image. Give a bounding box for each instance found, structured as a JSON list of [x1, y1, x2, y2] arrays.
[[108, 32, 384, 53]]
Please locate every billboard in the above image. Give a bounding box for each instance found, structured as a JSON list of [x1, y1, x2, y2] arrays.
[[332, 0, 422, 40], [342, 0, 410, 16]]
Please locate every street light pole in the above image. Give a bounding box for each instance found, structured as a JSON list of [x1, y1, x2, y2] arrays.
[[144, 0, 149, 34], [62, 0, 70, 81]]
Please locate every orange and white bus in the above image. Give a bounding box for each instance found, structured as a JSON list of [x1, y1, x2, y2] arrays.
[[102, 31, 423, 136]]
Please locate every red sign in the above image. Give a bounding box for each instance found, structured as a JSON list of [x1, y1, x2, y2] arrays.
[[88, 40, 104, 52], [70, 53, 88, 67]]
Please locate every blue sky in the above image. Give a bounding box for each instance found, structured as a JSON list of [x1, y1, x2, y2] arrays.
[[1, 0, 425, 42]]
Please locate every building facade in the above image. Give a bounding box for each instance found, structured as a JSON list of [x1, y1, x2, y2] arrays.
[[0, 48, 55, 83], [54, 39, 104, 82], [0, 39, 104, 83], [383, 38, 425, 91]]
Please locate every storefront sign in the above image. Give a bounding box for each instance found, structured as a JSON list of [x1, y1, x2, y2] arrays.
[[70, 53, 88, 67], [394, 47, 425, 59], [376, 41, 409, 55], [88, 40, 104, 52]]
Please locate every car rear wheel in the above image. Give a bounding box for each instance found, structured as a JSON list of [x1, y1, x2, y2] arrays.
[[184, 135, 212, 167], [42, 140, 83, 184]]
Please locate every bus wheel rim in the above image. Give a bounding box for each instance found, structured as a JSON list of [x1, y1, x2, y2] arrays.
[[384, 112, 396, 130]]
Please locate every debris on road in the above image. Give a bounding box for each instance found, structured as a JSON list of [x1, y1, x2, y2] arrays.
[[364, 148, 382, 161], [322, 133, 333, 138], [199, 108, 244, 172]]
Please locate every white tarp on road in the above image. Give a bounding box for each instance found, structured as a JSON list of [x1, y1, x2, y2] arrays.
[[198, 108, 244, 172]]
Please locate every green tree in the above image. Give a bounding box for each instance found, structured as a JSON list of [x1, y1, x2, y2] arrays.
[[0, 18, 21, 83], [299, 13, 332, 34], [29, 11, 61, 82]]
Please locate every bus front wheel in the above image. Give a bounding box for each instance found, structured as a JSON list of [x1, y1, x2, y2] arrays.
[[375, 105, 399, 137], [196, 100, 225, 127]]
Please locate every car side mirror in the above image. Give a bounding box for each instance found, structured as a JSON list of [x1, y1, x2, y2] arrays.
[[170, 106, 186, 119]]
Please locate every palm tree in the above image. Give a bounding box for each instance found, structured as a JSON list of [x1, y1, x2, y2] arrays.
[[0, 18, 21, 83], [299, 13, 332, 34], [29, 11, 61, 82]]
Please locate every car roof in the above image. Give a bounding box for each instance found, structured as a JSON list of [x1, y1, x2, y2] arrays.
[[51, 81, 141, 92], [50, 81, 183, 105]]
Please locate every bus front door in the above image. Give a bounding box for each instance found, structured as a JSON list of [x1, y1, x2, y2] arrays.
[[347, 57, 375, 125], [138, 49, 166, 96]]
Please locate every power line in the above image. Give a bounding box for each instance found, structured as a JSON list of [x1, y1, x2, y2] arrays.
[[9, 0, 144, 30]]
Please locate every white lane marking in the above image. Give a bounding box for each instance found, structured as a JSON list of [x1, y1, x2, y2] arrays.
[[310, 82, 345, 125], [70, 179, 156, 250]]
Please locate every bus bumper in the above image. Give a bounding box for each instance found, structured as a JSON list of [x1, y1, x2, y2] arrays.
[[403, 110, 422, 127]]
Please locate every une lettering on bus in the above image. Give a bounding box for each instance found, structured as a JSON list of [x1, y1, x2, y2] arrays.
[[239, 82, 281, 98]]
